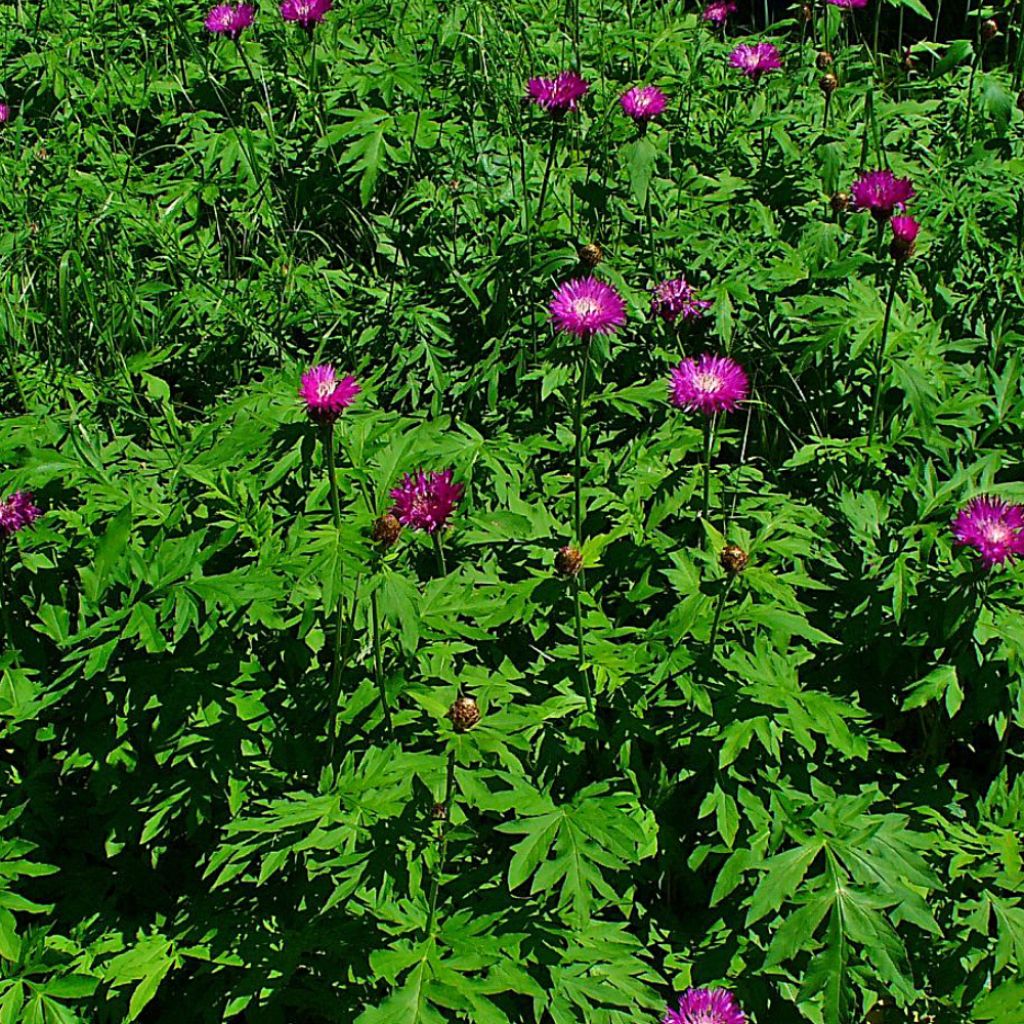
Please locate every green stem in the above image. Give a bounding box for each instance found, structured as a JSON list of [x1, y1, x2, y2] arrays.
[[644, 188, 656, 280], [432, 532, 447, 577], [701, 415, 714, 520], [370, 586, 393, 736], [324, 423, 341, 528], [573, 333, 593, 545], [708, 576, 735, 655], [327, 572, 362, 769], [536, 122, 560, 226], [573, 577, 595, 715], [963, 49, 980, 156], [0, 543, 15, 655], [425, 748, 456, 937], [867, 265, 901, 447]]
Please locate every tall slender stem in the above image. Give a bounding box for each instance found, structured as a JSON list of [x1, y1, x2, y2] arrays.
[[708, 576, 735, 656], [644, 187, 656, 280], [0, 544, 15, 655], [701, 415, 714, 520], [324, 423, 341, 528], [432, 532, 447, 577], [867, 265, 901, 446], [573, 333, 593, 544], [536, 123, 561, 227], [573, 578, 595, 715], [327, 572, 361, 769], [962, 49, 980, 156], [370, 586, 393, 736], [425, 749, 456, 937]]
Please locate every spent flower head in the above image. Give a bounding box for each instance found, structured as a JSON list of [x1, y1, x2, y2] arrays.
[[619, 85, 668, 124], [526, 71, 590, 115], [729, 42, 782, 81], [952, 496, 1024, 568], [390, 470, 464, 534], [664, 987, 747, 1024], [299, 365, 360, 424], [0, 491, 40, 538], [669, 353, 749, 415], [550, 277, 627, 338], [280, 0, 332, 27], [850, 169, 914, 220], [651, 277, 713, 323]]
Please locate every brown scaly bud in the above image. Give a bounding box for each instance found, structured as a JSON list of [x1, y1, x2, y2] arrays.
[[816, 50, 834, 69], [448, 696, 481, 733], [902, 47, 916, 72], [720, 543, 749, 575], [830, 190, 850, 214], [431, 802, 448, 821], [554, 545, 584, 578], [819, 72, 838, 96], [371, 513, 402, 548], [981, 18, 998, 42], [578, 242, 604, 269], [801, 3, 813, 21]]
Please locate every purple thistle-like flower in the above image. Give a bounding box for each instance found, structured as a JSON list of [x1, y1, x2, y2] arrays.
[[651, 277, 713, 323], [827, 0, 869, 8], [549, 277, 627, 338], [890, 215, 920, 243], [729, 42, 782, 81], [952, 496, 1024, 568], [702, 0, 738, 24], [527, 71, 590, 115], [669, 354, 749, 416], [280, 0, 332, 27], [665, 987, 747, 1024], [299, 365, 360, 424], [390, 470, 464, 534], [850, 169, 915, 221], [0, 103, 9, 125], [205, 2, 255, 35], [0, 492, 41, 538], [620, 85, 668, 124]]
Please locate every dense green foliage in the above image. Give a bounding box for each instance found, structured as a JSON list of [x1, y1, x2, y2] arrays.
[[1, 0, 1023, 1020]]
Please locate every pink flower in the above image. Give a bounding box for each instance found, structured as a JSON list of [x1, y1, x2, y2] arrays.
[[729, 42, 782, 81], [850, 169, 914, 221], [549, 277, 627, 338], [827, 0, 869, 7], [280, 0, 332, 27], [619, 85, 668, 124], [0, 492, 40, 538], [0, 103, 9, 125], [669, 353, 749, 415], [665, 987, 746, 1024], [890, 214, 920, 262], [205, 2, 255, 36], [527, 71, 590, 115], [651, 277, 713, 322], [299, 365, 360, 423], [390, 470, 464, 534], [702, 0, 737, 24], [952, 496, 1024, 568]]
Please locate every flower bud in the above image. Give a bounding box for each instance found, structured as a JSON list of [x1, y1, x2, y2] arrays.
[[902, 47, 915, 72], [981, 18, 997, 42], [578, 242, 604, 269], [801, 3, 812, 21], [431, 802, 448, 821], [816, 50, 833, 69], [889, 215, 920, 264], [448, 696, 481, 733], [830, 190, 850, 214], [819, 72, 838, 95], [371, 513, 402, 548], [720, 543, 749, 575], [554, 545, 584, 578]]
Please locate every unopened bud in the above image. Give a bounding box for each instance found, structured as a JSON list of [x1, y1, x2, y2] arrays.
[[578, 242, 604, 269], [819, 72, 838, 95], [816, 50, 834, 69], [554, 545, 584, 578], [981, 18, 998, 42], [448, 696, 481, 733], [371, 513, 402, 548], [830, 190, 850, 214], [720, 544, 749, 575]]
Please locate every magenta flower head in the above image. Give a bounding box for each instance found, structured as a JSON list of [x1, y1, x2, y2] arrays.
[[0, 492, 41, 539], [729, 42, 782, 81], [651, 277, 713, 323], [850, 169, 914, 221], [0, 103, 9, 125], [952, 496, 1024, 568], [827, 0, 869, 8], [299, 365, 360, 424], [280, 0, 332, 28], [550, 277, 627, 338], [527, 71, 590, 116], [702, 0, 738, 24], [890, 214, 920, 262], [669, 353, 749, 415], [620, 86, 668, 125], [390, 470, 464, 534], [665, 987, 746, 1024], [205, 2, 255, 36]]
